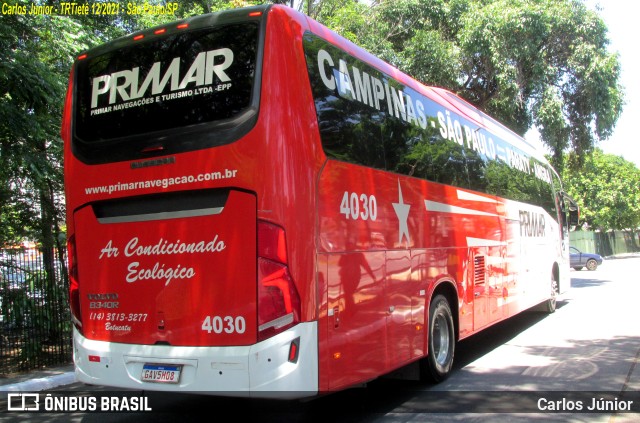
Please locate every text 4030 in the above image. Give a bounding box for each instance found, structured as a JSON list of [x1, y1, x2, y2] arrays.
[[201, 315, 246, 334]]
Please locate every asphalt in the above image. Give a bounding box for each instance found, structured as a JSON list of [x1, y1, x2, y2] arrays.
[[2, 252, 638, 393]]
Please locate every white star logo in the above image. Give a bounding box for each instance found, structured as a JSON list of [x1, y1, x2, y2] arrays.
[[392, 179, 411, 245]]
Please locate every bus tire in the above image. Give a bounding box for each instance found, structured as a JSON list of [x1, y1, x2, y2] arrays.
[[534, 273, 558, 313], [545, 274, 559, 313], [421, 294, 455, 382]]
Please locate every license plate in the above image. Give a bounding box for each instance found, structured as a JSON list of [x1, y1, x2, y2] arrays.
[[141, 364, 181, 384]]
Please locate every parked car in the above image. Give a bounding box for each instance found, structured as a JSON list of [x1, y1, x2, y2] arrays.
[[570, 246, 603, 271]]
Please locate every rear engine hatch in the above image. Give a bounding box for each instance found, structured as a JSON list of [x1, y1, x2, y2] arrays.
[[73, 189, 256, 346]]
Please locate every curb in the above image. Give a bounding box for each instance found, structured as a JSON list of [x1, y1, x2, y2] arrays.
[[1, 372, 76, 392], [604, 253, 640, 260]]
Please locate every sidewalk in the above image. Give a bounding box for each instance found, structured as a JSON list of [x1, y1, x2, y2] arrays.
[[605, 252, 640, 260], [0, 364, 76, 392]]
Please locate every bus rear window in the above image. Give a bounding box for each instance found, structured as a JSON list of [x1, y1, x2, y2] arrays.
[[73, 22, 260, 163]]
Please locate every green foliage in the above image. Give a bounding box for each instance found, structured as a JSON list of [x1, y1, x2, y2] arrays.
[[0, 0, 185, 248], [562, 150, 640, 231], [1, 6, 68, 246]]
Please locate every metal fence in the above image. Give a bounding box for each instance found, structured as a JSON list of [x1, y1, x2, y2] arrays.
[[0, 248, 73, 376], [571, 229, 640, 257]]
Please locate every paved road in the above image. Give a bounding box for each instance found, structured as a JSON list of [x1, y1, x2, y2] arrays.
[[2, 257, 639, 422]]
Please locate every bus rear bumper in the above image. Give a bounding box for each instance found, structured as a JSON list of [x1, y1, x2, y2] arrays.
[[72, 322, 318, 399]]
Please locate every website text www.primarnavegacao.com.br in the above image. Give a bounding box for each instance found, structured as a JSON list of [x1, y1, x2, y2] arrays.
[[84, 169, 238, 195]]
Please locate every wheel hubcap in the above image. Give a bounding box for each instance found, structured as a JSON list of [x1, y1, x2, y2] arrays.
[[550, 279, 558, 310], [433, 313, 450, 366]]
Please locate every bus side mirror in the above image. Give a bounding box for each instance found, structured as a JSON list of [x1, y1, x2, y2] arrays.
[[560, 191, 579, 229], [568, 209, 579, 227]]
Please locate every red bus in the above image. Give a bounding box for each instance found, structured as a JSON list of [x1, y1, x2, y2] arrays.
[[62, 4, 578, 398]]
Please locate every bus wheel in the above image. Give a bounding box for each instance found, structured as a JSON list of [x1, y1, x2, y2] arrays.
[[421, 295, 455, 382], [546, 275, 559, 313]]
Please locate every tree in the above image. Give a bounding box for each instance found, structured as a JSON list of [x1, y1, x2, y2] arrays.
[[460, 0, 623, 169], [0, 1, 187, 250], [562, 150, 640, 231], [0, 9, 69, 249], [0, 1, 179, 290], [311, 0, 624, 170]]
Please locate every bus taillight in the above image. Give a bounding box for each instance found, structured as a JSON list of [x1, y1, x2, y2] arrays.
[[67, 235, 82, 332], [257, 222, 301, 341]]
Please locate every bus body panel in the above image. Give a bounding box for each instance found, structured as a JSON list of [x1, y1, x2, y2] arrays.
[[502, 198, 564, 312], [316, 160, 503, 389], [253, 6, 324, 322], [73, 189, 257, 346], [316, 158, 564, 389]]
